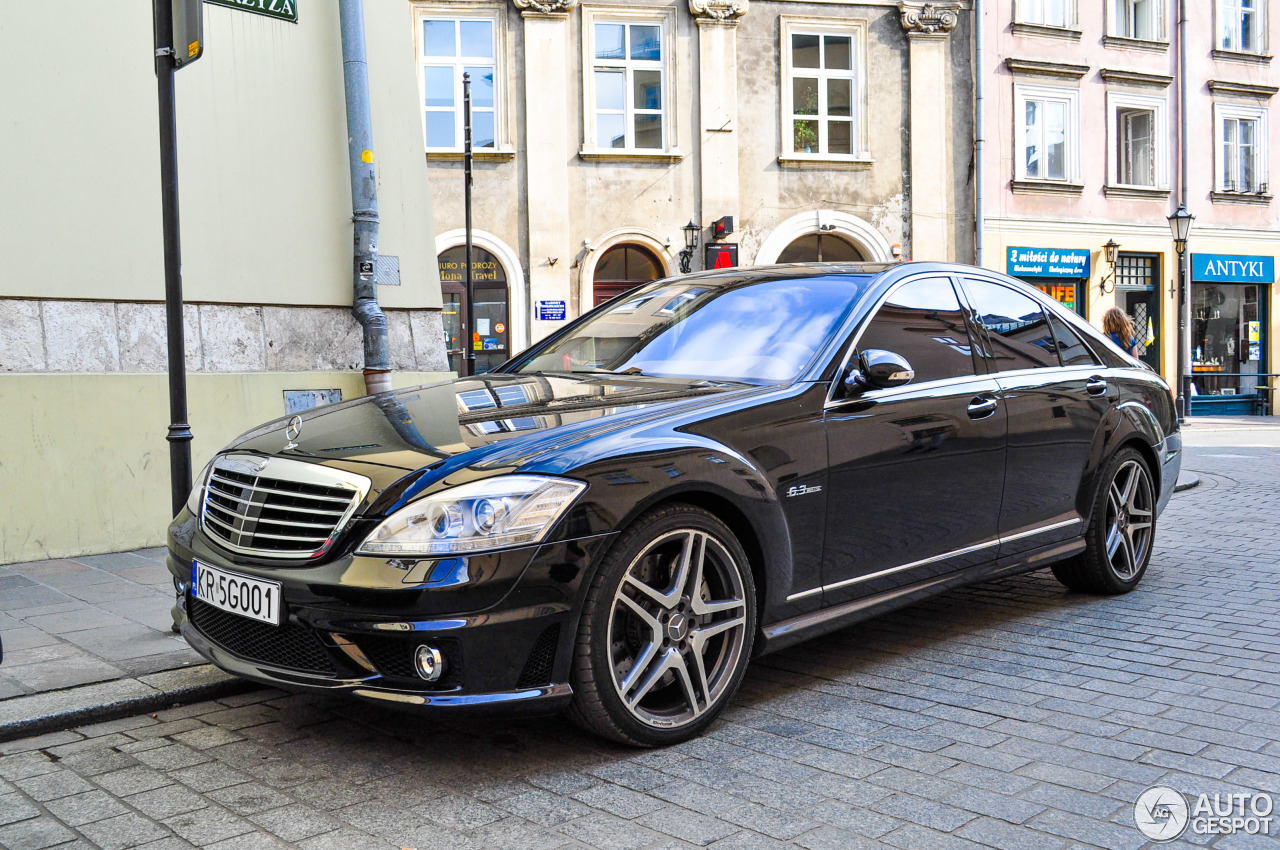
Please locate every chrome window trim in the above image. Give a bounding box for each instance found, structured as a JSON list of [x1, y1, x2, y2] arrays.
[[822, 271, 984, 410], [785, 517, 1080, 602]]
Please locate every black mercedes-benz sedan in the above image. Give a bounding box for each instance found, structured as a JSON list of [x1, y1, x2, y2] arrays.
[[167, 262, 1180, 746]]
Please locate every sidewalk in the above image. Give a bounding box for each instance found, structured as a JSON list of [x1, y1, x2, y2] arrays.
[[0, 549, 249, 739], [0, 549, 196, 699]]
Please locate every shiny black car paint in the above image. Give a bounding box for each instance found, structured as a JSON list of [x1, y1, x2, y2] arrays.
[[167, 262, 1180, 714]]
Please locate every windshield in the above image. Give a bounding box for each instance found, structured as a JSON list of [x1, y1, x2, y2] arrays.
[[514, 275, 871, 384]]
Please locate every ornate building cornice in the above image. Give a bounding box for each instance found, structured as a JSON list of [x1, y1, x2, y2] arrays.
[[900, 2, 961, 36], [689, 0, 748, 23], [513, 0, 577, 16]]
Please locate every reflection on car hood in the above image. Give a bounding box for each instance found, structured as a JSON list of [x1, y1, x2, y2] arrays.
[[226, 372, 755, 490]]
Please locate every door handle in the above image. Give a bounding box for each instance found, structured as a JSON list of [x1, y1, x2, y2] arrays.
[[967, 396, 998, 419], [1086, 376, 1108, 396]]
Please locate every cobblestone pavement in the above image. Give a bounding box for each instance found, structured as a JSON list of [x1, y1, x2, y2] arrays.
[[1, 433, 1277, 850], [0, 550, 199, 700]]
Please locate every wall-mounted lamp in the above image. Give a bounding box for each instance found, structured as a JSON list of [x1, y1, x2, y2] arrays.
[[679, 220, 700, 274], [582, 239, 594, 253], [1098, 238, 1121, 293], [891, 243, 904, 261]]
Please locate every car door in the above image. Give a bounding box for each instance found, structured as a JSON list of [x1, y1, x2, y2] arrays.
[[960, 276, 1110, 557], [820, 275, 1007, 606]]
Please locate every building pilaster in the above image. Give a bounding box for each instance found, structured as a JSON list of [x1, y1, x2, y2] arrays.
[[516, 0, 576, 339], [691, 0, 747, 253], [900, 1, 961, 260]]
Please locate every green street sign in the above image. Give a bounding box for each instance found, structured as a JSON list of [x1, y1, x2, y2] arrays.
[[206, 0, 298, 23]]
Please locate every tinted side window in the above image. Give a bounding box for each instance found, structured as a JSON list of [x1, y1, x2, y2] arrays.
[[858, 277, 976, 383], [1046, 312, 1099, 366], [964, 279, 1058, 371]]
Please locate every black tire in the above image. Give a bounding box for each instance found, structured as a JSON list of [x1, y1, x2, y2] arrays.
[[566, 504, 757, 746], [1051, 447, 1156, 594]]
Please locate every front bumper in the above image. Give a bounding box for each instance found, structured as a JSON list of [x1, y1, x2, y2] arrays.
[[166, 509, 616, 714]]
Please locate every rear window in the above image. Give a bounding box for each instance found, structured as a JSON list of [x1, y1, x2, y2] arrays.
[[1047, 312, 1099, 367]]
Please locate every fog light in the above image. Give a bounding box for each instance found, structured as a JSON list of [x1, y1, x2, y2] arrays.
[[414, 645, 444, 682], [173, 576, 187, 598]]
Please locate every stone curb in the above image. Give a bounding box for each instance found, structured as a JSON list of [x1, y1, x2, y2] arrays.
[[1174, 471, 1200, 492], [0, 665, 257, 743]]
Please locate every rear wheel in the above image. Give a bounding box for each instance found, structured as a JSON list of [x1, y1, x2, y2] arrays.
[[567, 505, 756, 746], [1051, 447, 1156, 594]]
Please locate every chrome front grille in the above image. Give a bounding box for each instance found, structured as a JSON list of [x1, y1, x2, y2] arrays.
[[200, 454, 371, 559]]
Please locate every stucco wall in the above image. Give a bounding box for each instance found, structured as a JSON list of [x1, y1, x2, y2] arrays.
[[426, 1, 975, 347], [0, 2, 441, 310]]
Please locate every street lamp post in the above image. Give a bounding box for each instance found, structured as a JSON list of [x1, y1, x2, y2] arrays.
[[1168, 205, 1194, 421]]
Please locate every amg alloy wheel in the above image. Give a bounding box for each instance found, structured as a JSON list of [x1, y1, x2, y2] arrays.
[[1052, 447, 1156, 594], [568, 505, 755, 745]]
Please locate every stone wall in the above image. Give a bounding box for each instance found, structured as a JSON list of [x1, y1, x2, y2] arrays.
[[0, 301, 449, 375]]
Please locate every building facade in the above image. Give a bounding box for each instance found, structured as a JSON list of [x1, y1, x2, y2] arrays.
[[417, 0, 976, 372], [981, 0, 1280, 415], [0, 3, 447, 562]]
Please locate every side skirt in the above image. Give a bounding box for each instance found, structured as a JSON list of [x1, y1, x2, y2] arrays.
[[755, 537, 1086, 655]]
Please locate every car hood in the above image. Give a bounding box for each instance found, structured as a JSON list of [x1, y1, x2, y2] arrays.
[[225, 372, 758, 494]]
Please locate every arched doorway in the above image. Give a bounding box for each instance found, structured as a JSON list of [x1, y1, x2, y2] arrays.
[[592, 243, 664, 307], [753, 210, 893, 265], [776, 233, 866, 263], [437, 245, 510, 375]]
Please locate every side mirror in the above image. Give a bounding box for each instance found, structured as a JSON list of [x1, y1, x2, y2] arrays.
[[844, 349, 915, 394]]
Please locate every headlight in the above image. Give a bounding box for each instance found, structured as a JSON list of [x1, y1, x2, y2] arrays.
[[356, 475, 587, 556], [185, 459, 216, 515]]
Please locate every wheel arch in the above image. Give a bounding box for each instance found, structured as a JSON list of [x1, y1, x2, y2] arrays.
[[1078, 400, 1165, 521], [644, 489, 769, 625]]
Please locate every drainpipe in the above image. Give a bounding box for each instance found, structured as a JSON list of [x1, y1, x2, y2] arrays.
[[339, 0, 393, 395], [973, 0, 985, 267]]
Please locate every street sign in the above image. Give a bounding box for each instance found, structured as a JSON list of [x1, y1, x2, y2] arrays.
[[206, 0, 299, 23], [1007, 246, 1090, 278], [172, 0, 204, 68], [537, 300, 567, 321]]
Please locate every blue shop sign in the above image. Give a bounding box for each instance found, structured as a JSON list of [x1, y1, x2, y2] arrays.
[[1192, 253, 1274, 284], [1007, 246, 1090, 278]]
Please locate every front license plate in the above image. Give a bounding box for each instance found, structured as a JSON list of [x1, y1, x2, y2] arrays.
[[190, 560, 282, 626]]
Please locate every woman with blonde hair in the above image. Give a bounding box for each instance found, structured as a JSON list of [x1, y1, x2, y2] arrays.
[[1101, 306, 1139, 357]]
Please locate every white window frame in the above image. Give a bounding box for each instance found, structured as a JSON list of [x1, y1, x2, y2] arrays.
[[1108, 0, 1167, 41], [580, 6, 678, 155], [1014, 83, 1082, 183], [1215, 102, 1270, 193], [414, 6, 511, 154], [1107, 91, 1169, 189], [1016, 0, 1077, 28], [778, 17, 869, 163], [1218, 0, 1267, 54]]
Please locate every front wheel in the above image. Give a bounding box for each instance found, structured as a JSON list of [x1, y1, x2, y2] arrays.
[[567, 505, 756, 746], [1051, 447, 1156, 594]]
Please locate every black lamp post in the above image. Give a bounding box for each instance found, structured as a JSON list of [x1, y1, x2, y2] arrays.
[[679, 220, 700, 274], [1168, 205, 1194, 421], [1099, 239, 1121, 293]]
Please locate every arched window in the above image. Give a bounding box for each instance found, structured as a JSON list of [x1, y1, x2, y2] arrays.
[[776, 233, 866, 263], [437, 245, 510, 375], [592, 244, 664, 306]]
